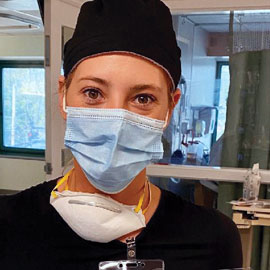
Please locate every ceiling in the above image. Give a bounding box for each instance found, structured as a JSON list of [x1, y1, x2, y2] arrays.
[[0, 1, 269, 35], [0, 0, 43, 35], [180, 11, 270, 33]]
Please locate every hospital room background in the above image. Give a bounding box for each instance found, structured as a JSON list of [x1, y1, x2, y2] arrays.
[[0, 0, 270, 269]]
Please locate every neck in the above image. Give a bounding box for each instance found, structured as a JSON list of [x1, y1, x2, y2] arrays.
[[67, 159, 148, 206]]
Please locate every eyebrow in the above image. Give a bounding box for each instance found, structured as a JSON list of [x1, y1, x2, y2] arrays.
[[130, 84, 162, 92], [78, 76, 162, 92], [78, 76, 109, 87]]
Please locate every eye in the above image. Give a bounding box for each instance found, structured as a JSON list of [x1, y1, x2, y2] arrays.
[[134, 94, 155, 105], [82, 88, 105, 105], [84, 88, 101, 99]]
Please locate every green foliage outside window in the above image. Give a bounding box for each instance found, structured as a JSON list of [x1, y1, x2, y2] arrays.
[[0, 61, 45, 157]]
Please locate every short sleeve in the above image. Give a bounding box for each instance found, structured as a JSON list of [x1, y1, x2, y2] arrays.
[[215, 210, 243, 269]]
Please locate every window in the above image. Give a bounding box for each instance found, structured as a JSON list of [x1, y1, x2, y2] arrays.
[[158, 10, 270, 169], [150, 9, 270, 204], [0, 61, 45, 157]]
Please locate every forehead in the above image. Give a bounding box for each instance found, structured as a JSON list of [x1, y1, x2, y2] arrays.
[[72, 53, 171, 87]]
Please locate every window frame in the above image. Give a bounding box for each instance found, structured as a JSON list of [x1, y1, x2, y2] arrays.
[[146, 164, 270, 184], [0, 60, 45, 158]]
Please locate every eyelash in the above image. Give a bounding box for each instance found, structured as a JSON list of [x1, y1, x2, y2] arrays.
[[83, 88, 104, 103], [82, 88, 156, 107], [133, 94, 156, 106]]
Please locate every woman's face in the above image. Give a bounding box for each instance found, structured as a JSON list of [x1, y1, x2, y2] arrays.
[[58, 53, 180, 122]]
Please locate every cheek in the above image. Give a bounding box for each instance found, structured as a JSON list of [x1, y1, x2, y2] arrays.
[[163, 92, 171, 111], [162, 94, 173, 120], [66, 87, 84, 107], [151, 97, 170, 121]]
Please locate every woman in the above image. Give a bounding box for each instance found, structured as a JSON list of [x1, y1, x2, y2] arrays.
[[0, 0, 242, 269]]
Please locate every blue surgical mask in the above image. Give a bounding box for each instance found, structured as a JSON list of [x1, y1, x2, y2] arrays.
[[64, 107, 165, 194]]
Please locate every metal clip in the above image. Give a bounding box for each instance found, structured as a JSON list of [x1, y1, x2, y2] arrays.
[[126, 237, 136, 260]]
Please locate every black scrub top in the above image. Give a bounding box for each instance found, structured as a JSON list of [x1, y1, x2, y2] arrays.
[[0, 179, 242, 270]]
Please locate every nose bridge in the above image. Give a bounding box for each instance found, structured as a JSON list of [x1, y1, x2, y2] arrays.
[[106, 89, 128, 109]]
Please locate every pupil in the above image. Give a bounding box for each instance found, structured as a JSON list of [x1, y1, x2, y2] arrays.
[[139, 96, 147, 103], [89, 90, 98, 99]]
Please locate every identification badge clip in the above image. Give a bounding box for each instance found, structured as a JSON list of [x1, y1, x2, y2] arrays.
[[99, 237, 165, 270]]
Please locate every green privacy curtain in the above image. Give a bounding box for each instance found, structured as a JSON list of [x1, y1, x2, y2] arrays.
[[218, 49, 270, 270]]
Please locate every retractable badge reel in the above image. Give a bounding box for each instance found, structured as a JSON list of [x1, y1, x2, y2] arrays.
[[99, 237, 165, 270]]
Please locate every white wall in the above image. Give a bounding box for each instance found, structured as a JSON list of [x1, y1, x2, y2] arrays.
[[0, 158, 45, 191], [0, 35, 44, 57], [0, 34, 46, 191], [190, 27, 216, 107], [190, 27, 216, 150]]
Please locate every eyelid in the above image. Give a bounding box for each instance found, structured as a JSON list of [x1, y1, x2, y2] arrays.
[[132, 93, 157, 108], [82, 87, 105, 105], [82, 86, 102, 93], [134, 93, 156, 101], [82, 87, 104, 97]]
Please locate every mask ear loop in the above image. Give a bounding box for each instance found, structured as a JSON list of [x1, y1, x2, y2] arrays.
[[62, 90, 67, 113], [162, 92, 175, 129], [163, 111, 169, 129]]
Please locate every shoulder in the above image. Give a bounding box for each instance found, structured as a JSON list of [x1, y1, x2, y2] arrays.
[[159, 189, 242, 268], [0, 179, 58, 262], [160, 189, 233, 221], [0, 179, 57, 222], [160, 189, 222, 224], [213, 209, 243, 268], [160, 189, 241, 240]]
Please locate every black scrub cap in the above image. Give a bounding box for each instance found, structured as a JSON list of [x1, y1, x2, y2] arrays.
[[63, 0, 181, 90]]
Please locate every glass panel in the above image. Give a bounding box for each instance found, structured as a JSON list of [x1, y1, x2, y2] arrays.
[[151, 10, 270, 214], [160, 10, 270, 170], [150, 10, 270, 270], [2, 67, 45, 150]]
